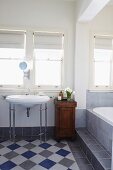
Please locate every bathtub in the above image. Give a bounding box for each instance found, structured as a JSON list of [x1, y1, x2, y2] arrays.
[[87, 107, 113, 154], [93, 107, 113, 126], [89, 107, 113, 169]]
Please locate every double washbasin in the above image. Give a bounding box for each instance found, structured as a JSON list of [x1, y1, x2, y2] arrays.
[[6, 94, 50, 108]]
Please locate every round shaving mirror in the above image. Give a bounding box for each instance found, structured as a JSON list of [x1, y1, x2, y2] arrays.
[[19, 61, 27, 71]]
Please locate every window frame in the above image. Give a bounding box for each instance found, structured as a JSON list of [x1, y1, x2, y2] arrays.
[[0, 30, 26, 88], [89, 32, 113, 91], [0, 29, 66, 92], [33, 31, 64, 90], [0, 27, 66, 92]]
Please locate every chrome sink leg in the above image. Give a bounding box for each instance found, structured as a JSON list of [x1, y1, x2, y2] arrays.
[[45, 103, 47, 142], [40, 104, 42, 143], [9, 104, 12, 140], [13, 104, 15, 143]]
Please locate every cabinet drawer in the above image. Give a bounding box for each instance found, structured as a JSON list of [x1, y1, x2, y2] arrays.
[[55, 101, 77, 108]]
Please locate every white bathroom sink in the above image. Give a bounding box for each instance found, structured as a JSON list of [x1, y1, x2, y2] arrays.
[[6, 95, 50, 108]]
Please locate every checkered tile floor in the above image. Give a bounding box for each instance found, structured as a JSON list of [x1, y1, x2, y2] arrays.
[[0, 139, 80, 170]]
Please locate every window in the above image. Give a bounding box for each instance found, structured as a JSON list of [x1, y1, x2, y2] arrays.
[[92, 35, 113, 89], [0, 31, 25, 86], [0, 30, 65, 90], [34, 32, 64, 88]]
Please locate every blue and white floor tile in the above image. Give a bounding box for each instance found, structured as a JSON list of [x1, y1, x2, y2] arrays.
[[0, 139, 80, 170]]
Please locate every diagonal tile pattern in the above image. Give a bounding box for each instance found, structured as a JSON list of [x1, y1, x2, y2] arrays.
[[39, 150, 53, 158], [22, 151, 36, 159], [7, 144, 21, 151], [59, 158, 75, 168], [39, 159, 56, 169], [39, 143, 52, 149], [4, 151, 19, 160], [56, 149, 70, 157], [20, 160, 36, 170], [0, 160, 17, 170], [0, 138, 80, 170], [23, 143, 36, 150]]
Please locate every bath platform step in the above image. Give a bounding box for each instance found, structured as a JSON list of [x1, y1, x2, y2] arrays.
[[76, 128, 111, 170]]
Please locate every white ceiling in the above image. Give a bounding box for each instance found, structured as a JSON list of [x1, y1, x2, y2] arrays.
[[59, 0, 113, 4], [60, 0, 113, 6], [108, 0, 113, 5], [64, 0, 113, 5], [59, 0, 77, 1]]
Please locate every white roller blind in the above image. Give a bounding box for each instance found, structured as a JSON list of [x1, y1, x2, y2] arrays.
[[34, 32, 63, 49], [94, 36, 113, 50], [0, 31, 25, 48]]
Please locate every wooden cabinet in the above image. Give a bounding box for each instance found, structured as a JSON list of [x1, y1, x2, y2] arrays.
[[54, 99, 77, 141]]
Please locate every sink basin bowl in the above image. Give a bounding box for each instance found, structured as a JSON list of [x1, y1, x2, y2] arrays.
[[6, 95, 50, 108]]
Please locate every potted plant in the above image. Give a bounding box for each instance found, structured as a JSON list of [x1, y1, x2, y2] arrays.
[[65, 87, 73, 101]]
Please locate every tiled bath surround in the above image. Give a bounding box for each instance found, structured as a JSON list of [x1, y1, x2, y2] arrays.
[[76, 109, 86, 128], [75, 91, 113, 129], [86, 91, 113, 154], [86, 110, 112, 154], [76, 90, 113, 169], [86, 91, 113, 109]]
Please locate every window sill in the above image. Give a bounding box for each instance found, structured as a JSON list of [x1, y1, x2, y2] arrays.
[[0, 87, 63, 96], [88, 89, 113, 92]]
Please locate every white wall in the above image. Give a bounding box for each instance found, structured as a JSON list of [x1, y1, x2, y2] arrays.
[[75, 0, 93, 21], [0, 0, 75, 127], [1, 0, 112, 127], [0, 0, 75, 89], [75, 5, 113, 109], [74, 23, 89, 108], [90, 5, 113, 31]]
